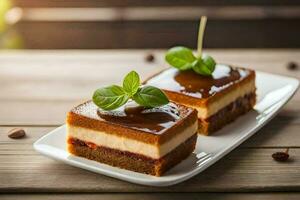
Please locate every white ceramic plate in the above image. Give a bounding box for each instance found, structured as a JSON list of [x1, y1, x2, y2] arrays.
[[34, 71, 299, 186]]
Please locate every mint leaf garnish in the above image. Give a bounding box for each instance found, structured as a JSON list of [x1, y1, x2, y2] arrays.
[[192, 55, 216, 76], [123, 70, 140, 96], [132, 86, 169, 108], [165, 16, 216, 76], [93, 71, 169, 110], [93, 85, 129, 110], [165, 46, 196, 70]]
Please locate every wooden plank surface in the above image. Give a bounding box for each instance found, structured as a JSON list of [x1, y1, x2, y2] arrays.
[[1, 131, 300, 192], [0, 50, 299, 125], [9, 0, 300, 49], [13, 0, 300, 7], [2, 193, 300, 200], [0, 144, 299, 192], [0, 49, 299, 194]]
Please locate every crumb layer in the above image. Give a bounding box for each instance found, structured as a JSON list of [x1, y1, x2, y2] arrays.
[[198, 92, 256, 135], [67, 134, 197, 176]]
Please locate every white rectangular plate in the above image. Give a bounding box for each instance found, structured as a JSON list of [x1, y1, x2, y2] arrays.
[[34, 71, 299, 186]]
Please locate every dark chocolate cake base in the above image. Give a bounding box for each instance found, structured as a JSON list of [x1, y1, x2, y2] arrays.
[[198, 92, 256, 135], [67, 134, 197, 176]]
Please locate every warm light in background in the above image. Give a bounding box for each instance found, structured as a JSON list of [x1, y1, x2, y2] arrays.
[[0, 0, 23, 49]]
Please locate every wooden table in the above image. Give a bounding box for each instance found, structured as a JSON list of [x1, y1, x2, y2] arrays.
[[0, 49, 299, 199]]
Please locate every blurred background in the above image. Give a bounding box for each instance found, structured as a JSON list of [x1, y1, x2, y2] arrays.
[[1, 0, 300, 49]]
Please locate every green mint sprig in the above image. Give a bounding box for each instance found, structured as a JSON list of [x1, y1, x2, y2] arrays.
[[93, 71, 169, 110], [165, 16, 216, 76]]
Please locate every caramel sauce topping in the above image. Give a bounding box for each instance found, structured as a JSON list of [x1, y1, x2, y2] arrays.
[[97, 102, 180, 134], [145, 64, 249, 98]]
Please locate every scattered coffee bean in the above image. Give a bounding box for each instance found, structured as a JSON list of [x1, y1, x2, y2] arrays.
[[272, 148, 290, 162], [7, 128, 26, 139], [287, 62, 298, 70], [145, 53, 155, 62]]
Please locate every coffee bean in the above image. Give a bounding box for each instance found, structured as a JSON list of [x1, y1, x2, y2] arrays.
[[272, 148, 290, 162], [8, 128, 26, 139], [287, 62, 298, 70], [145, 53, 155, 62]]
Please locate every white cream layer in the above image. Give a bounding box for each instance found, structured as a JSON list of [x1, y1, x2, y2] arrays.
[[67, 122, 197, 159], [192, 79, 255, 119]]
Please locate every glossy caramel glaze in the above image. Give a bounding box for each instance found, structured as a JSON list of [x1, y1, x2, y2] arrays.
[[71, 100, 181, 134], [97, 102, 180, 133], [145, 64, 251, 99]]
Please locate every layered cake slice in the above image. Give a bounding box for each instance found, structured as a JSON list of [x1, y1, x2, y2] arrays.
[[66, 100, 198, 176], [144, 64, 256, 135], [144, 16, 256, 135]]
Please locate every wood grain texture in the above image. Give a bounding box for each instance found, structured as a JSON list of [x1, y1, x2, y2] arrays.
[[13, 0, 300, 8], [0, 127, 299, 192], [0, 50, 299, 194], [0, 50, 299, 125], [2, 193, 300, 200], [15, 20, 300, 49], [0, 50, 298, 100], [0, 147, 300, 192]]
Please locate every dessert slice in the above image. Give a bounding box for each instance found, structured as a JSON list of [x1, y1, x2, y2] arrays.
[[66, 100, 198, 176], [144, 64, 256, 135]]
